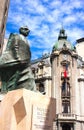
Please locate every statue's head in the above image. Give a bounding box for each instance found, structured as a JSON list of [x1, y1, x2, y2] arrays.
[[19, 26, 30, 37]]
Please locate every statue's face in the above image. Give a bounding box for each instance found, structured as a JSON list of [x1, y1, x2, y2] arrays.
[[19, 27, 30, 36]]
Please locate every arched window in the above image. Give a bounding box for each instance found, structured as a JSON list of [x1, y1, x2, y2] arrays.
[[39, 83, 45, 94], [61, 80, 70, 97]]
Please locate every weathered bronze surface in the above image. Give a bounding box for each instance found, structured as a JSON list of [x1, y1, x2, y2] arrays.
[[0, 26, 36, 93]]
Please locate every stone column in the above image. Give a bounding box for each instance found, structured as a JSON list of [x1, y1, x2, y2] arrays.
[[60, 123, 62, 130], [81, 122, 83, 130], [45, 79, 48, 96], [53, 121, 56, 130], [73, 123, 76, 130], [57, 122, 61, 130], [71, 126, 73, 130]]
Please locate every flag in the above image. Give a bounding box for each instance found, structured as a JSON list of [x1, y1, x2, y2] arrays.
[[63, 63, 68, 78], [64, 70, 67, 78]]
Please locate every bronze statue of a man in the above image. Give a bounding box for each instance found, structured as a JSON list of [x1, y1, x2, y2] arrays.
[[0, 26, 36, 93]]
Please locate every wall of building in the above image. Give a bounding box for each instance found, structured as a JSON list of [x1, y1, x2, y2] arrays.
[[0, 0, 10, 54], [76, 122, 84, 130], [76, 38, 84, 61]]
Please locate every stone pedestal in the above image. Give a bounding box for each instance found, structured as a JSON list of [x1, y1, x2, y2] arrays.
[[0, 89, 56, 130]]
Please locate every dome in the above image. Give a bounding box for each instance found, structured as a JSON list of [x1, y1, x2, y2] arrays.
[[52, 28, 75, 51]]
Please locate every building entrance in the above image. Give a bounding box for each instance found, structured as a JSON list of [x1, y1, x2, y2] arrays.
[[62, 124, 71, 130]]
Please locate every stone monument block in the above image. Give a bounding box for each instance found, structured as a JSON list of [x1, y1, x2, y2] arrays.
[[0, 89, 56, 130]]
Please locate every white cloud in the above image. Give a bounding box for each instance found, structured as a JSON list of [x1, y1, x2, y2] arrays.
[[67, 27, 84, 42], [5, 0, 84, 59]]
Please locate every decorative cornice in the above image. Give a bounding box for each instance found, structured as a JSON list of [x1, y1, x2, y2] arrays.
[[71, 52, 78, 59], [35, 76, 52, 82], [50, 48, 78, 63], [50, 51, 59, 63], [78, 78, 84, 82], [60, 60, 70, 66]]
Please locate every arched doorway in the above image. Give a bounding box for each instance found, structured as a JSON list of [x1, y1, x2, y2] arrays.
[[62, 124, 71, 130]]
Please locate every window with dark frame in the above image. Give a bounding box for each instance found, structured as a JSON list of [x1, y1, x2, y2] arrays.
[[61, 80, 70, 97], [62, 100, 70, 113]]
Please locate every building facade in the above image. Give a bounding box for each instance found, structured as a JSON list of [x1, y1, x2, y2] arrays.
[[0, 0, 10, 54], [31, 28, 84, 130], [76, 38, 84, 61], [31, 54, 52, 97], [0, 1, 84, 129]]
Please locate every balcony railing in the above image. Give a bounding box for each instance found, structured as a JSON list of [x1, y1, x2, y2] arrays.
[[61, 92, 70, 97], [57, 113, 76, 120]]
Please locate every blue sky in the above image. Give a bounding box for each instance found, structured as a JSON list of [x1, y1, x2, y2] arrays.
[[5, 0, 84, 60]]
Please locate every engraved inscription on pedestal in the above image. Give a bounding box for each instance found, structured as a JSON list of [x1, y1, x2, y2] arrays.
[[0, 89, 56, 130], [32, 105, 52, 130]]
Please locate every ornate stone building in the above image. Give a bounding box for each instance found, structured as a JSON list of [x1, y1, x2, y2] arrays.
[[0, 1, 84, 129], [0, 0, 10, 54], [31, 28, 84, 130], [31, 53, 52, 96]]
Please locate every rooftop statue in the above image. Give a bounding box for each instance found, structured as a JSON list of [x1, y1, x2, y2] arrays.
[[0, 26, 36, 93]]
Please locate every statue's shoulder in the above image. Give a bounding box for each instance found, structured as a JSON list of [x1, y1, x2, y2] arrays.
[[8, 33, 27, 42], [9, 33, 16, 37], [6, 33, 19, 50], [9, 33, 21, 40], [8, 33, 19, 42]]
